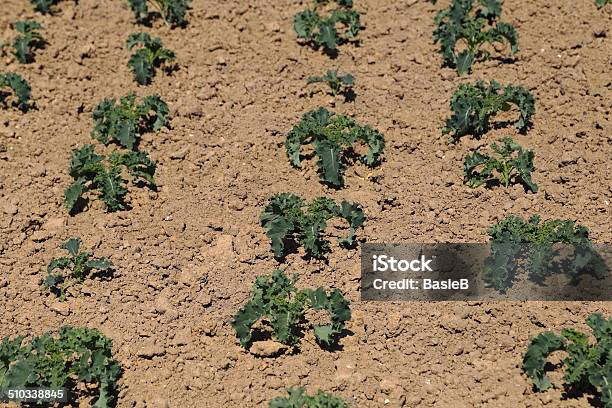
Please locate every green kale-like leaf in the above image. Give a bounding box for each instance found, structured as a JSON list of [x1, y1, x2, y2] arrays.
[[293, 1, 362, 53], [305, 287, 351, 347], [94, 166, 128, 212], [259, 193, 305, 258], [64, 145, 156, 214], [92, 93, 169, 150], [444, 80, 535, 139], [64, 179, 86, 212], [0, 327, 121, 407], [29, 0, 62, 13], [479, 0, 502, 19], [307, 69, 355, 97], [109, 150, 157, 188], [231, 270, 351, 350], [127, 0, 191, 27], [337, 200, 365, 246], [232, 270, 304, 347], [44, 237, 113, 299], [61, 237, 81, 257], [127, 32, 176, 85], [595, 0, 611, 8], [433, 0, 518, 74], [260, 193, 365, 259], [269, 387, 349, 408], [286, 107, 384, 187], [523, 331, 566, 391], [11, 20, 45, 64], [484, 215, 603, 292], [455, 50, 475, 75], [464, 136, 537, 191], [523, 314, 612, 406], [315, 139, 344, 186], [0, 72, 31, 111]]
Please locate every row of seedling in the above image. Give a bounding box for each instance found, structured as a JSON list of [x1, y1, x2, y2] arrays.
[[0, 2, 192, 407]]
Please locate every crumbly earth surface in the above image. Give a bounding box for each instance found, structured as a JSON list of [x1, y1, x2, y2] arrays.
[[0, 0, 610, 407]]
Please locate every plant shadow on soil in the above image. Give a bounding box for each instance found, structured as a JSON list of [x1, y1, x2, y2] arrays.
[[89, 266, 116, 282], [246, 324, 353, 353], [131, 12, 189, 29], [341, 88, 357, 103], [21, 377, 121, 408], [0, 93, 36, 113], [490, 119, 533, 134], [301, 38, 362, 60], [272, 239, 331, 264], [473, 177, 533, 193], [563, 383, 606, 408]]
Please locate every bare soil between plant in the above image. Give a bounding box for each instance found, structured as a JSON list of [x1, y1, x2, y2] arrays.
[[1, 0, 610, 407]]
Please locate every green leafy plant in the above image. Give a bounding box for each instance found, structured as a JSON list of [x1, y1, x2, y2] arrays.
[[444, 80, 535, 139], [92, 93, 169, 150], [127, 0, 191, 27], [64, 145, 156, 214], [433, 0, 518, 74], [286, 107, 384, 187], [294, 0, 362, 53], [307, 69, 354, 97], [270, 388, 349, 408], [523, 313, 611, 407], [596, 0, 611, 8], [484, 215, 605, 292], [0, 326, 121, 408], [0, 73, 31, 111], [127, 33, 176, 85], [29, 0, 62, 13], [260, 193, 365, 259], [44, 238, 113, 300], [232, 270, 351, 349], [464, 136, 537, 192], [11, 20, 45, 64]]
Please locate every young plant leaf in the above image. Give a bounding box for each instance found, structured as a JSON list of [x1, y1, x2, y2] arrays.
[[307, 69, 355, 97], [92, 93, 169, 150], [11, 20, 45, 64], [286, 107, 384, 187], [231, 270, 351, 350], [127, 0, 192, 27], [455, 49, 475, 75], [483, 215, 604, 292], [523, 313, 612, 406], [45, 237, 113, 299], [0, 327, 121, 407], [433, 0, 518, 74], [109, 150, 157, 187], [443, 80, 535, 139], [127, 32, 176, 85], [523, 331, 566, 390], [293, 1, 362, 53], [64, 145, 157, 214], [29, 0, 61, 13], [61, 237, 81, 257], [269, 387, 349, 408], [260, 193, 365, 259], [0, 72, 31, 111], [305, 287, 351, 346], [464, 136, 537, 192]]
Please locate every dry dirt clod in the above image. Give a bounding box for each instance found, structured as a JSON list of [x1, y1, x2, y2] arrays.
[[136, 344, 166, 358], [46, 301, 71, 316], [248, 340, 287, 357]]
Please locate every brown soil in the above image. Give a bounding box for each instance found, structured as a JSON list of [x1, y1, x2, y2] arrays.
[[1, 0, 611, 407]]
